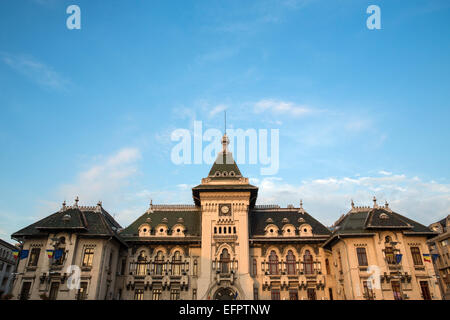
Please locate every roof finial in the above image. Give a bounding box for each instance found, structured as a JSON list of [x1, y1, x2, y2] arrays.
[[373, 196, 377, 208], [385, 200, 389, 208], [224, 110, 227, 136], [300, 199, 303, 209], [61, 200, 67, 211], [150, 199, 153, 209], [351, 199, 355, 208], [74, 196, 79, 207]]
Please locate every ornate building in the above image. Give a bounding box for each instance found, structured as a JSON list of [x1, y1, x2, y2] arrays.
[[10, 134, 442, 300], [428, 215, 450, 299]]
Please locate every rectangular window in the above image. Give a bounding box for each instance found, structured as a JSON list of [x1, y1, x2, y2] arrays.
[[329, 288, 333, 300], [170, 289, 180, 300], [391, 281, 402, 300], [307, 288, 316, 300], [363, 281, 374, 300], [271, 288, 280, 300], [49, 282, 60, 300], [253, 287, 259, 300], [121, 259, 126, 275], [152, 289, 161, 300], [192, 289, 197, 300], [193, 259, 198, 276], [385, 247, 395, 264], [410, 247, 423, 265], [28, 248, 40, 267], [20, 282, 32, 300], [289, 289, 298, 300], [252, 259, 257, 276], [134, 289, 144, 300], [356, 247, 368, 266], [82, 248, 94, 267], [77, 282, 88, 300]]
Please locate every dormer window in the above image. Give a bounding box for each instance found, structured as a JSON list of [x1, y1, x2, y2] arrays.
[[172, 224, 185, 237], [299, 224, 312, 237], [265, 224, 279, 237], [229, 171, 236, 177], [138, 224, 151, 237], [380, 213, 389, 220], [215, 171, 221, 177], [155, 224, 168, 236], [222, 171, 228, 177]]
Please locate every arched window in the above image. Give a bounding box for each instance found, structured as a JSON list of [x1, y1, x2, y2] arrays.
[[325, 258, 331, 275], [155, 251, 164, 275], [172, 251, 182, 275], [252, 258, 257, 276], [220, 249, 230, 274], [303, 250, 314, 275], [137, 251, 147, 276], [286, 250, 296, 275], [269, 251, 279, 275]]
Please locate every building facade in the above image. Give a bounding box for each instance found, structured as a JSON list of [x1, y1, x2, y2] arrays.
[[10, 134, 442, 300], [428, 215, 450, 299], [0, 239, 17, 298]]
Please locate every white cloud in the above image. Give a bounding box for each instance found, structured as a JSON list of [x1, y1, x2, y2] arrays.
[[58, 148, 142, 205], [1, 52, 70, 91], [254, 99, 312, 117], [379, 170, 393, 176], [255, 173, 450, 227], [209, 104, 228, 118]]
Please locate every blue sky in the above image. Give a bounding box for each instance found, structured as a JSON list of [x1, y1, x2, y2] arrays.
[[1, 0, 450, 242]]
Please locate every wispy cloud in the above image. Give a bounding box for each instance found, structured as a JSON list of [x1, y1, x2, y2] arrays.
[[209, 104, 228, 118], [254, 99, 313, 117], [58, 148, 142, 205], [1, 52, 70, 91], [255, 173, 450, 226]]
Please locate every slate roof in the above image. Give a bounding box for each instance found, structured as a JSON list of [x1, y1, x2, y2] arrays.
[[120, 206, 201, 238], [11, 205, 126, 247], [249, 206, 331, 238], [207, 151, 243, 180], [323, 206, 437, 248]]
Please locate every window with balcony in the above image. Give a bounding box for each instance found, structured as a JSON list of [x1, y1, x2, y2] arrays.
[[286, 250, 296, 275], [28, 248, 40, 267], [268, 251, 279, 275], [154, 251, 165, 275], [363, 280, 374, 300], [252, 258, 257, 276], [220, 249, 230, 273], [172, 251, 182, 275], [289, 289, 298, 300], [325, 258, 331, 275], [136, 251, 148, 276], [385, 246, 395, 265], [303, 250, 314, 274]]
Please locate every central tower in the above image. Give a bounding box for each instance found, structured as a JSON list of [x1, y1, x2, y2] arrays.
[[192, 133, 258, 299]]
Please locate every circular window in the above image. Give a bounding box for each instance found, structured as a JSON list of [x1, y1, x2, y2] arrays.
[[160, 228, 164, 233], [143, 228, 147, 232], [287, 229, 291, 233], [215, 171, 221, 177], [229, 171, 235, 177], [270, 229, 273, 233], [222, 171, 228, 177], [304, 228, 307, 232], [177, 228, 181, 233]]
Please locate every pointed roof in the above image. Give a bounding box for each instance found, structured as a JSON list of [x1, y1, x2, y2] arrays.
[[207, 134, 242, 180], [11, 200, 126, 247], [192, 133, 258, 206]]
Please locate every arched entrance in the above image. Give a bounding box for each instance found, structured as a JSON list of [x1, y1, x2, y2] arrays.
[[213, 287, 235, 300]]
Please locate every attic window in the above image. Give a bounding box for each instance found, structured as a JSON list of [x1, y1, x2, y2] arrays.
[[215, 171, 221, 177], [146, 217, 152, 223], [266, 218, 274, 223], [380, 213, 389, 220], [160, 228, 164, 233], [222, 171, 228, 177], [162, 217, 168, 223], [298, 218, 305, 223], [177, 228, 181, 233], [62, 214, 71, 222], [229, 171, 235, 177], [270, 229, 274, 233], [143, 228, 147, 233], [282, 218, 289, 223], [177, 217, 184, 223]]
